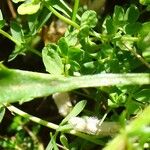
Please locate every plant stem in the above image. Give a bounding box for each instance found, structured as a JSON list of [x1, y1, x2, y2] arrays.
[[0, 29, 42, 57], [7, 105, 59, 130], [44, 2, 80, 29], [72, 0, 79, 23], [6, 105, 104, 145], [121, 36, 139, 42], [0, 29, 41, 56], [69, 130, 105, 145], [0, 29, 20, 45], [8, 105, 150, 147], [30, 48, 42, 57], [123, 43, 150, 69], [70, 0, 79, 31]]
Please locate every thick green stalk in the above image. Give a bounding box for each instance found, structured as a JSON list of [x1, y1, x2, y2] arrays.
[[72, 0, 79, 22], [44, 2, 80, 29], [0, 29, 20, 45]]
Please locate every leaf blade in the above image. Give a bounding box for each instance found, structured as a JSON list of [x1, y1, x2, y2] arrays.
[[0, 64, 149, 103]]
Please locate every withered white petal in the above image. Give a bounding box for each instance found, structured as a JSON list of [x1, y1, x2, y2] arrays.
[[69, 116, 120, 135], [52, 92, 72, 116]]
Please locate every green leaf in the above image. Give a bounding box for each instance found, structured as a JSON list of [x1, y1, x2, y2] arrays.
[[57, 124, 73, 132], [0, 20, 5, 29], [27, 8, 52, 34], [124, 5, 139, 23], [125, 22, 142, 34], [8, 44, 26, 61], [60, 100, 87, 125], [139, 22, 150, 35], [142, 49, 150, 61], [46, 134, 58, 150], [69, 60, 80, 73], [100, 44, 114, 57], [44, 0, 81, 22], [18, 1, 41, 15], [46, 0, 77, 20], [60, 134, 69, 149], [10, 21, 23, 44], [146, 5, 150, 11], [78, 25, 90, 39], [34, 8, 52, 32], [83, 61, 96, 74], [109, 93, 127, 105], [138, 24, 150, 60], [134, 89, 150, 102], [113, 6, 124, 24], [140, 0, 150, 5], [68, 47, 83, 61], [127, 105, 150, 134], [65, 30, 78, 46], [103, 16, 116, 34], [0, 105, 5, 123], [137, 33, 150, 53], [0, 10, 5, 29], [0, 64, 149, 103], [42, 44, 64, 75], [12, 0, 25, 3], [81, 10, 98, 28], [58, 37, 69, 56], [0, 9, 3, 20], [125, 100, 140, 115], [104, 106, 150, 149], [27, 13, 39, 34]]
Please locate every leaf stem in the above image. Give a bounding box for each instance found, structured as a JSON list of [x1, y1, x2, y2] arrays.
[[6, 105, 104, 145], [71, 0, 79, 23], [0, 30, 42, 58], [7, 105, 59, 130], [30, 48, 42, 57], [121, 36, 139, 42], [123, 43, 150, 69], [44, 2, 80, 29], [0, 29, 20, 45]]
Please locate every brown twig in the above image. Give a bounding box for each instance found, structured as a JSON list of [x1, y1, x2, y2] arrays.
[[7, 0, 17, 19]]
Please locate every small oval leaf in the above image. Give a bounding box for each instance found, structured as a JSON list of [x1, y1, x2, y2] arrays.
[[18, 2, 41, 15], [42, 44, 64, 75]]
